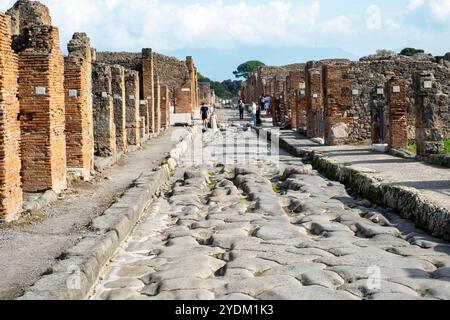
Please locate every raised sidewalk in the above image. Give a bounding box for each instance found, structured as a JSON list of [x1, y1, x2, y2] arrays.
[[258, 126, 450, 240]]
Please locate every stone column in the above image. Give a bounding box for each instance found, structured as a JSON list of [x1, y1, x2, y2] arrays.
[[154, 75, 161, 133], [93, 63, 116, 158], [306, 66, 323, 138], [16, 25, 67, 193], [125, 70, 140, 146], [297, 81, 307, 133], [387, 76, 408, 150], [160, 85, 171, 128], [0, 13, 22, 221], [64, 32, 94, 180], [111, 65, 127, 153], [414, 72, 448, 156], [323, 65, 353, 146], [142, 48, 154, 134]]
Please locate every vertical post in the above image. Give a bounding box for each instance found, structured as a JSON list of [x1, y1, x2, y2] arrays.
[[0, 13, 22, 221], [387, 76, 408, 150]]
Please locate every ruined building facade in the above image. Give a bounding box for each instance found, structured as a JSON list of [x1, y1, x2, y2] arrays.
[[0, 0, 201, 221], [241, 55, 450, 157]]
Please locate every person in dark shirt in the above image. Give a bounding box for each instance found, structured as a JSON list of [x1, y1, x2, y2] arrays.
[[200, 103, 209, 127]]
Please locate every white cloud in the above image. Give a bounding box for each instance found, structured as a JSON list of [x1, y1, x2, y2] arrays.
[[407, 0, 424, 11], [0, 0, 336, 52], [429, 0, 450, 21], [321, 15, 353, 35]]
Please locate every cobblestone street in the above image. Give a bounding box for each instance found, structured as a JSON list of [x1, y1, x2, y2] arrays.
[[91, 110, 450, 300]]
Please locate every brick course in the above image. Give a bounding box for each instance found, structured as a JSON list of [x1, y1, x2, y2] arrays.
[[16, 25, 67, 193], [0, 13, 22, 220], [64, 33, 94, 180]]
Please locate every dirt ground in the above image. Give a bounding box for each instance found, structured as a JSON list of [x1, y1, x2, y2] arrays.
[[0, 127, 186, 300]]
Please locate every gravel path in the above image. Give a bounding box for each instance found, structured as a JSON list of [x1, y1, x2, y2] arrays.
[[91, 111, 450, 300]]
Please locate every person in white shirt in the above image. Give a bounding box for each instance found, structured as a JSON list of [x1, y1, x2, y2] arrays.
[[251, 102, 257, 128]]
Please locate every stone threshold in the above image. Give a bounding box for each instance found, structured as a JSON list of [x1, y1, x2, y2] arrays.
[[256, 127, 450, 241], [18, 126, 199, 300]]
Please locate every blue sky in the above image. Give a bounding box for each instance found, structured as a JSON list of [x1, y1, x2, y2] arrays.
[[1, 0, 450, 80]]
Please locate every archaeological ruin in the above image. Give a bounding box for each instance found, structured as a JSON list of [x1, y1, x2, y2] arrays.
[[241, 54, 450, 161], [0, 0, 211, 221]]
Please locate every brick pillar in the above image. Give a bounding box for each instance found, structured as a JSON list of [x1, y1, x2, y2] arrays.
[[111, 65, 127, 153], [414, 72, 446, 156], [142, 48, 154, 134], [93, 63, 116, 158], [64, 33, 94, 180], [297, 81, 307, 132], [323, 65, 353, 146], [186, 56, 196, 116], [17, 26, 67, 193], [386, 76, 408, 150], [0, 13, 22, 221], [154, 75, 161, 133], [306, 67, 323, 138], [160, 85, 171, 128], [125, 70, 140, 146], [287, 71, 302, 129]]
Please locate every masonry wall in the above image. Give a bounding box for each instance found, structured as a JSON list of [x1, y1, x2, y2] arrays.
[[111, 65, 127, 153], [386, 76, 408, 150], [64, 33, 93, 180], [414, 71, 450, 155], [125, 70, 140, 146], [154, 75, 161, 133], [323, 65, 354, 145], [142, 48, 154, 134], [16, 26, 67, 193], [92, 63, 116, 158], [160, 85, 171, 128], [306, 64, 323, 138], [0, 13, 22, 220]]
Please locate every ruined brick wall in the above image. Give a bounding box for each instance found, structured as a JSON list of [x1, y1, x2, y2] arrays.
[[0, 13, 22, 220], [306, 64, 323, 138], [125, 70, 140, 146], [142, 48, 154, 133], [286, 70, 304, 129], [323, 64, 362, 146], [160, 85, 171, 128], [95, 51, 141, 71], [386, 77, 408, 150], [92, 63, 116, 158], [199, 82, 212, 105], [414, 71, 450, 155], [16, 25, 67, 193], [64, 32, 93, 180], [154, 53, 189, 89], [111, 65, 127, 153], [154, 75, 161, 133], [6, 0, 52, 36]]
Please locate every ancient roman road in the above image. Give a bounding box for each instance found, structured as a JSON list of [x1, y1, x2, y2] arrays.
[[91, 110, 450, 300]]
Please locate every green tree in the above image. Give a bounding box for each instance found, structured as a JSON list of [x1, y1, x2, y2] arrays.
[[233, 60, 265, 79], [400, 47, 425, 56], [197, 72, 242, 99], [375, 49, 396, 57]]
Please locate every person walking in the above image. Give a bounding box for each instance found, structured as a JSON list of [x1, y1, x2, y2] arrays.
[[264, 95, 271, 114], [251, 101, 257, 128], [238, 99, 245, 120], [200, 103, 209, 128]]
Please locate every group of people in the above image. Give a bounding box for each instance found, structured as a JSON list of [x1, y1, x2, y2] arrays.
[[200, 103, 218, 132], [238, 95, 271, 128]]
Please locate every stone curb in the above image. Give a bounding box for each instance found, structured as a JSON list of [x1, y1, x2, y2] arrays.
[[18, 126, 199, 300], [257, 127, 450, 241]]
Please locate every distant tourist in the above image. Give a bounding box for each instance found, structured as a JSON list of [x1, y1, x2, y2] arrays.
[[238, 99, 245, 120], [251, 102, 258, 128], [200, 103, 209, 128], [264, 95, 271, 114]]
